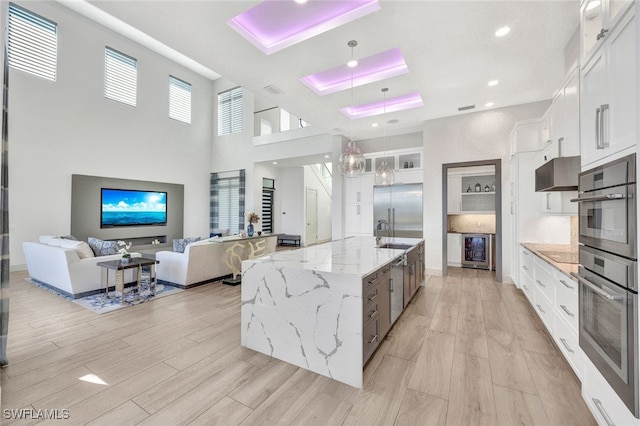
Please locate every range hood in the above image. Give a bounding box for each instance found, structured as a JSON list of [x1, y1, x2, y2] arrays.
[[535, 156, 580, 192]]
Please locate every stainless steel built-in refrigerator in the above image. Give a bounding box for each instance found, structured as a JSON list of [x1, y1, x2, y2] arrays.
[[373, 183, 423, 238]]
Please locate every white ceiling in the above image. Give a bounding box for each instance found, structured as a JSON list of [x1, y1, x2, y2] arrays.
[[82, 0, 579, 142]]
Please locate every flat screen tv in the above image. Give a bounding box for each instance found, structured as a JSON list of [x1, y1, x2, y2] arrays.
[[101, 188, 167, 228]]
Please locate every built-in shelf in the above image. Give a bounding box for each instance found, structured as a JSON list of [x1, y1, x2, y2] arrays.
[[461, 191, 495, 196]]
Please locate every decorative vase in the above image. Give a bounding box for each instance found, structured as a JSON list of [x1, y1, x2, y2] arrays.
[[475, 183, 481, 192], [247, 223, 254, 237]]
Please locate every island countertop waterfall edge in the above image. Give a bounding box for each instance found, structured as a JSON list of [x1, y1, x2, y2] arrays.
[[240, 236, 424, 388]]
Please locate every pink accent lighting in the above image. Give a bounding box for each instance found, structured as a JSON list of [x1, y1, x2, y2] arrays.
[[341, 92, 424, 119], [227, 0, 381, 55], [300, 48, 409, 96]]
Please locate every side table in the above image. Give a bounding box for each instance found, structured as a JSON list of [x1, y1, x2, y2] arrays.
[[97, 257, 159, 304]]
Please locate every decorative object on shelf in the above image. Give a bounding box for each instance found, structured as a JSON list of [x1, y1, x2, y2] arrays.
[[257, 231, 262, 236], [404, 161, 409, 168], [117, 240, 132, 263], [375, 88, 395, 186], [245, 212, 260, 237], [466, 184, 472, 193], [409, 162, 414, 168], [475, 182, 481, 192], [484, 184, 490, 192], [339, 40, 366, 178]]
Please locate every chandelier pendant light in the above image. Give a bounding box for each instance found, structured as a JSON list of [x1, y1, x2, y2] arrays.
[[339, 40, 366, 177], [375, 87, 395, 185]]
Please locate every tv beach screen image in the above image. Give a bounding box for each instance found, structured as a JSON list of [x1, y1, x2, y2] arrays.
[[101, 189, 167, 227]]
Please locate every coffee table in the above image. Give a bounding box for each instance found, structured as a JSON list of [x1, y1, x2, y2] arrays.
[[97, 257, 159, 304]]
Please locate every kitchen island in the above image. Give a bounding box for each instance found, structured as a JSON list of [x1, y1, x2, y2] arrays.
[[240, 236, 424, 388]]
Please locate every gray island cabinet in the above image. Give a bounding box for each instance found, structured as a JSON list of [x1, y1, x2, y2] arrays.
[[240, 236, 424, 388]]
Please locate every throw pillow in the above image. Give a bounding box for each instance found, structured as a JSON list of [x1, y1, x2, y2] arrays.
[[173, 237, 201, 253], [88, 237, 119, 256], [56, 239, 94, 259]]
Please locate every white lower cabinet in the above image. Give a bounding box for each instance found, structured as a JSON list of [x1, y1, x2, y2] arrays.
[[518, 247, 585, 380], [583, 357, 639, 426], [447, 233, 461, 267]]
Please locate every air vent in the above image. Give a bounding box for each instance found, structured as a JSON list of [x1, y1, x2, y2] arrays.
[[263, 85, 283, 95], [458, 104, 475, 111]]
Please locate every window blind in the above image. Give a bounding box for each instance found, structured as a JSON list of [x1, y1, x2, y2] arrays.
[[169, 75, 191, 124], [104, 47, 137, 106], [8, 4, 57, 81], [218, 87, 243, 136], [218, 177, 240, 232]]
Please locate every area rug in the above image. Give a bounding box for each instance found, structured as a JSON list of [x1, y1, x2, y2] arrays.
[[25, 277, 183, 314]]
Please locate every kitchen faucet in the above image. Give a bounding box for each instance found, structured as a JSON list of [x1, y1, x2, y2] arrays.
[[376, 219, 391, 245]]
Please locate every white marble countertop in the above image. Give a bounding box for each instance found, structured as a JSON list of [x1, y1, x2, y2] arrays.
[[243, 236, 422, 277]]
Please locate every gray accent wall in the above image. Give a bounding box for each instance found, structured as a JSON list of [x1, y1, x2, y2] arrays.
[[71, 174, 184, 245]]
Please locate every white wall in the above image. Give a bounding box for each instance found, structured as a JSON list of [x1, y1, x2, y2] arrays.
[[422, 101, 552, 278], [304, 165, 332, 243], [8, 1, 214, 267]]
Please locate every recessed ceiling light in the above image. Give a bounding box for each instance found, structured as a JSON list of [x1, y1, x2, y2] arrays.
[[272, 161, 277, 165], [488, 79, 499, 86], [324, 155, 330, 158], [347, 59, 358, 68], [295, 0, 308, 4], [341, 92, 424, 120], [586, 0, 601, 11], [372, 123, 379, 127], [495, 26, 511, 37], [300, 48, 409, 96], [228, 0, 381, 55], [485, 102, 494, 108]]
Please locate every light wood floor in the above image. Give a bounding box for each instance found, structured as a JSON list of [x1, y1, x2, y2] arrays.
[[1, 267, 595, 425]]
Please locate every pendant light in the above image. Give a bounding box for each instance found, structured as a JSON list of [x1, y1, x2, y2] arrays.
[[375, 87, 395, 185], [339, 40, 366, 177]]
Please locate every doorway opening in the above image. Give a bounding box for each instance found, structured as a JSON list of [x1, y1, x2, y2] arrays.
[[442, 159, 502, 281]]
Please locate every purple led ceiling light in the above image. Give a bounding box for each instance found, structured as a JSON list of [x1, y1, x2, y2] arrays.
[[341, 92, 424, 120], [300, 48, 409, 96], [227, 0, 381, 55]]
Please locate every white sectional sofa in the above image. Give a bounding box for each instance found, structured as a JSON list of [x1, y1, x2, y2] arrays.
[[156, 235, 277, 288], [23, 236, 140, 298]]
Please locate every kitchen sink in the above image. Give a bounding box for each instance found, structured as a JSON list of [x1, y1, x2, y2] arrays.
[[377, 243, 413, 250]]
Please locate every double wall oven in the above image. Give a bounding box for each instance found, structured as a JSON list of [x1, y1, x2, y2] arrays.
[[571, 153, 638, 417]]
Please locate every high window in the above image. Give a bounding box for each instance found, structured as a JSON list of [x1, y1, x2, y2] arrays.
[[218, 87, 243, 136], [169, 75, 191, 124], [104, 47, 137, 106], [8, 4, 57, 81]]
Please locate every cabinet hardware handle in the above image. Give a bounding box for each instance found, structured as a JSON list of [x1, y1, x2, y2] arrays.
[[560, 305, 575, 317], [368, 334, 378, 344], [593, 398, 615, 426], [536, 279, 545, 288], [560, 279, 574, 290], [390, 278, 394, 292], [523, 251, 529, 256], [536, 304, 545, 314], [368, 277, 377, 285], [369, 310, 379, 319], [523, 266, 529, 271], [601, 104, 609, 148], [596, 28, 609, 41], [595, 107, 602, 149], [559, 337, 574, 354], [357, 205, 360, 215], [546, 193, 551, 210], [357, 191, 361, 202], [368, 293, 378, 301]]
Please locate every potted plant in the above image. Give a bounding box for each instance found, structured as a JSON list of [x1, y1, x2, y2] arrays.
[[117, 240, 132, 263], [245, 212, 260, 237]]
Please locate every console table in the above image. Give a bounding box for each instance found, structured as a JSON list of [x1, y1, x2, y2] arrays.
[[97, 258, 159, 304]]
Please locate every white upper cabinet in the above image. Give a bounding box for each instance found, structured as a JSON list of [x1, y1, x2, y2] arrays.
[[447, 175, 462, 214], [580, 8, 636, 167], [510, 119, 542, 156], [540, 66, 580, 159], [581, 0, 634, 64]]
